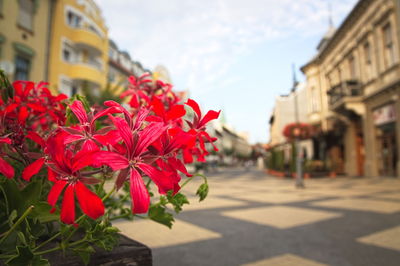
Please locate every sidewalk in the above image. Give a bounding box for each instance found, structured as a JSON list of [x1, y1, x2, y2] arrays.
[[117, 168, 400, 266]]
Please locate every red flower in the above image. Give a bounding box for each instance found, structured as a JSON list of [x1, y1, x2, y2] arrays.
[[22, 131, 46, 181], [94, 108, 175, 214], [63, 100, 119, 151], [184, 99, 220, 162], [0, 137, 14, 178], [46, 132, 104, 225]]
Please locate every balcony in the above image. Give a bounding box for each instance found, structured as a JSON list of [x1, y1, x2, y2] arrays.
[[327, 80, 365, 117], [67, 64, 105, 86], [70, 28, 106, 55]]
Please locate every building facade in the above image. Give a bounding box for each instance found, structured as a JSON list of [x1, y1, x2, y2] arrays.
[[268, 83, 313, 168], [107, 39, 148, 94], [48, 0, 108, 97], [301, 0, 400, 177], [0, 0, 52, 82]]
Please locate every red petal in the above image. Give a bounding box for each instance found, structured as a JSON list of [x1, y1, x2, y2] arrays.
[[166, 104, 186, 121], [75, 181, 104, 220], [60, 185, 76, 224], [0, 157, 14, 179], [130, 168, 150, 214], [47, 167, 57, 182], [81, 139, 99, 152], [109, 116, 133, 151], [150, 97, 165, 117], [138, 163, 174, 194], [5, 103, 18, 113], [0, 137, 12, 145], [168, 157, 192, 177], [93, 130, 120, 146], [92, 106, 119, 122], [64, 134, 84, 145], [93, 151, 129, 170], [199, 110, 220, 128], [47, 180, 67, 207], [26, 131, 45, 147], [183, 149, 193, 164], [135, 123, 166, 156], [69, 101, 88, 124], [71, 150, 95, 172], [22, 158, 45, 181], [18, 106, 29, 123], [27, 103, 46, 112], [185, 99, 201, 118]]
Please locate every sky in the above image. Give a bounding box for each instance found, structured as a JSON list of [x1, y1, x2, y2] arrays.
[[96, 0, 358, 144]]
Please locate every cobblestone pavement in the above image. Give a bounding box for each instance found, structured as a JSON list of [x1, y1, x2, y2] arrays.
[[116, 168, 400, 266]]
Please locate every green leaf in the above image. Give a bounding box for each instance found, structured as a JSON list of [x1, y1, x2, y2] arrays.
[[148, 205, 174, 228], [0, 70, 14, 102], [16, 232, 27, 246], [6, 246, 33, 266], [29, 202, 60, 223], [8, 210, 17, 226], [167, 192, 189, 213], [196, 183, 209, 202], [1, 179, 23, 215], [72, 244, 95, 265], [31, 256, 50, 266]]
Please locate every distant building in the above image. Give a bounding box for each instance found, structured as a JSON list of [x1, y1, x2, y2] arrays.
[[107, 39, 149, 94], [301, 0, 400, 177], [268, 83, 308, 146], [48, 0, 109, 96], [268, 83, 312, 166], [0, 0, 52, 82]]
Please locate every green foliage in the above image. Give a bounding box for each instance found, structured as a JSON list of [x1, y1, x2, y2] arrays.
[[66, 94, 91, 125], [196, 183, 209, 202], [0, 70, 14, 102]]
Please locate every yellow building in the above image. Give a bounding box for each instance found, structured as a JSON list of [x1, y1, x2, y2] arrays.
[[302, 0, 400, 177], [48, 0, 108, 96], [0, 0, 51, 82]]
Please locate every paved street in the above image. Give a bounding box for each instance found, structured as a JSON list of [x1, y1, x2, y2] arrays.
[[117, 168, 400, 266]]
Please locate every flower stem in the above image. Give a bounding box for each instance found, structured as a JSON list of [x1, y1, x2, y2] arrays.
[[180, 173, 207, 189], [33, 232, 61, 252], [102, 186, 116, 201], [0, 205, 34, 245]]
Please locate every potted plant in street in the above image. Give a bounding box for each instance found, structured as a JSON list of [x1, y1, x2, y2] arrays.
[[0, 71, 219, 265]]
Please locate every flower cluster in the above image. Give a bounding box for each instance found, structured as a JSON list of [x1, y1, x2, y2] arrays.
[[0, 74, 220, 226], [282, 122, 314, 141]]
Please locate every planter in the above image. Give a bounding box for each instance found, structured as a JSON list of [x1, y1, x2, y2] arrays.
[[45, 234, 152, 266]]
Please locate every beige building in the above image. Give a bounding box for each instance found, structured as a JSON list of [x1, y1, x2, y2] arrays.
[[0, 0, 52, 82], [301, 0, 400, 177]]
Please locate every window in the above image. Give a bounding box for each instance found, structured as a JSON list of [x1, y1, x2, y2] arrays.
[[311, 87, 320, 112], [18, 0, 34, 31], [67, 11, 82, 28], [60, 78, 77, 96], [348, 55, 357, 79], [364, 42, 371, 64], [14, 55, 30, 80], [62, 42, 76, 63], [364, 42, 373, 79], [383, 23, 395, 67]]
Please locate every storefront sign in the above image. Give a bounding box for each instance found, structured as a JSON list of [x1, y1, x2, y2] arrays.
[[373, 104, 396, 126]]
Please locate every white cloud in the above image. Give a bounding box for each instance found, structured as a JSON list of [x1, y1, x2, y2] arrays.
[[96, 0, 357, 142], [97, 0, 356, 89]]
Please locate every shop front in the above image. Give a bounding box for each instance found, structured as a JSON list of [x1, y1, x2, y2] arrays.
[[373, 103, 398, 177]]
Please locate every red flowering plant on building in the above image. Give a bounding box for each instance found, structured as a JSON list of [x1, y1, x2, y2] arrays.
[[0, 71, 219, 265], [282, 122, 314, 141]]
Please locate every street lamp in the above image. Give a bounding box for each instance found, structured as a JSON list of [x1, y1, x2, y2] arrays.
[[291, 64, 305, 188]]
